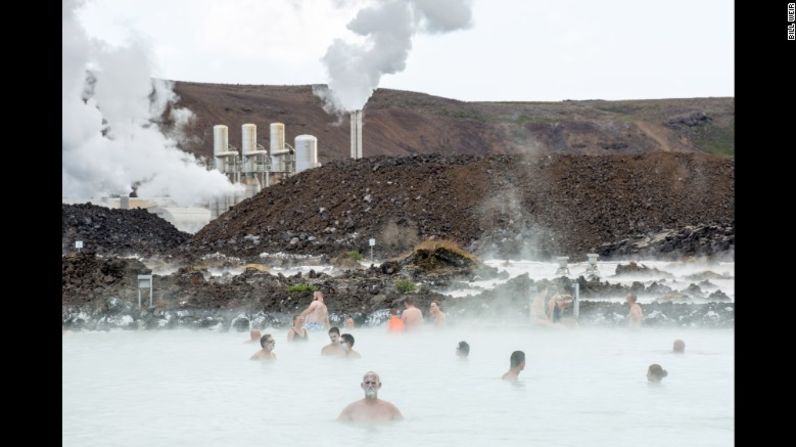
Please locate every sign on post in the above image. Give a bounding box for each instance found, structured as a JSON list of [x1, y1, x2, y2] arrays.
[[137, 273, 153, 308], [368, 238, 376, 263], [75, 241, 83, 249]]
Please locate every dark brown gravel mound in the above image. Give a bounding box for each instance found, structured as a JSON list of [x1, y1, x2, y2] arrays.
[[63, 203, 191, 257], [188, 152, 733, 260]]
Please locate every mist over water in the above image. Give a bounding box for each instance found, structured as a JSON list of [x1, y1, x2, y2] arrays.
[[63, 327, 732, 447]]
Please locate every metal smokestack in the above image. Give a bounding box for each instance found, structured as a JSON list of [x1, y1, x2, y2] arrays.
[[350, 110, 363, 159]]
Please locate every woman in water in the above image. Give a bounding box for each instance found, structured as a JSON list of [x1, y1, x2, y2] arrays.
[[288, 314, 309, 342], [429, 301, 446, 328]]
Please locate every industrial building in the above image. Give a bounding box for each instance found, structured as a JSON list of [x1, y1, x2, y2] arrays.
[[209, 122, 321, 218], [64, 113, 366, 234]]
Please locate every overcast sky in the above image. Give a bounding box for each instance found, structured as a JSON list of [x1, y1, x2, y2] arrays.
[[75, 0, 733, 102]]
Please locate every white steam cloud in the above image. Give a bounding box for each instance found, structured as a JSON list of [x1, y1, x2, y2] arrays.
[[62, 0, 242, 206], [319, 0, 472, 113]]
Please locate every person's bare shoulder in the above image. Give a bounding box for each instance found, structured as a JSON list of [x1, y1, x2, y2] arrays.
[[384, 401, 403, 419], [338, 400, 361, 420]]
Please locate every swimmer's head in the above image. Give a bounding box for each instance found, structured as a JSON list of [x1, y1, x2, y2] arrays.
[[673, 339, 685, 353], [390, 308, 399, 316], [313, 291, 324, 302], [328, 327, 340, 343], [430, 301, 441, 313], [260, 334, 275, 350], [457, 341, 470, 358], [340, 333, 355, 351], [249, 329, 262, 341], [293, 314, 305, 326], [510, 350, 526, 370], [626, 293, 638, 304], [404, 297, 415, 308], [647, 364, 668, 383], [361, 371, 382, 398]]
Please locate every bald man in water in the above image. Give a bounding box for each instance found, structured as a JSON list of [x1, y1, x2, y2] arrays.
[[338, 371, 403, 423]]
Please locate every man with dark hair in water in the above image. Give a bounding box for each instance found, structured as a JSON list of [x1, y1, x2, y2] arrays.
[[250, 334, 276, 361], [502, 350, 525, 381], [338, 371, 403, 423], [321, 327, 344, 356], [457, 341, 470, 358], [340, 333, 362, 358], [647, 364, 668, 383]]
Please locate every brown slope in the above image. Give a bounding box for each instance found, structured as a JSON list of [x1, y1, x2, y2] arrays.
[[168, 82, 734, 162], [188, 152, 733, 260]]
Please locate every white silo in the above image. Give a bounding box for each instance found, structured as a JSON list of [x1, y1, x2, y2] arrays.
[[213, 125, 229, 156], [241, 123, 257, 155], [270, 123, 287, 172], [213, 124, 240, 183], [295, 135, 318, 173]]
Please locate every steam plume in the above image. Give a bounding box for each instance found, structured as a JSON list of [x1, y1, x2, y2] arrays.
[[62, 0, 241, 206], [319, 0, 473, 113]]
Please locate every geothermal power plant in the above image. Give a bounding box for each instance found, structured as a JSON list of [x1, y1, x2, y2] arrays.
[[64, 113, 366, 233], [208, 122, 321, 219]]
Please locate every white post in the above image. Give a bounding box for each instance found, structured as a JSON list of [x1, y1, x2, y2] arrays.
[[573, 282, 580, 319]]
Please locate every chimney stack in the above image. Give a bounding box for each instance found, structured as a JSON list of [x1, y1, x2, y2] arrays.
[[350, 110, 363, 159]]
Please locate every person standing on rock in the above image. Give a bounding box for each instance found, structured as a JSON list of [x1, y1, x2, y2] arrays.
[[251, 334, 277, 361], [429, 301, 446, 328], [401, 297, 424, 331], [300, 291, 330, 331], [626, 293, 644, 329]]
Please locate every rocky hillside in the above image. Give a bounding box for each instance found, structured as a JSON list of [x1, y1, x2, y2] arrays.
[[62, 203, 191, 257], [189, 152, 734, 260], [168, 82, 734, 163]]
